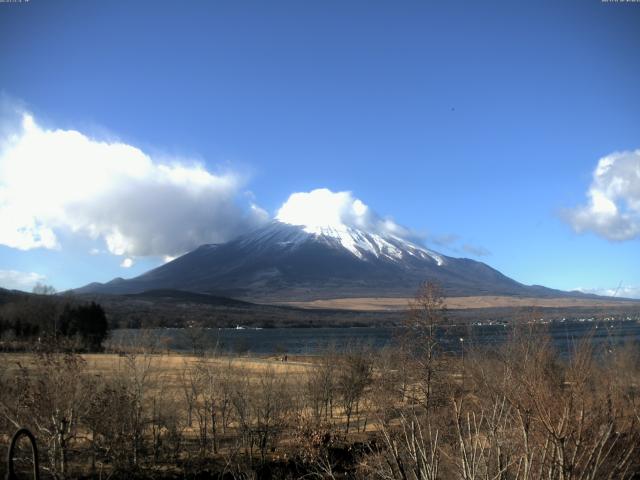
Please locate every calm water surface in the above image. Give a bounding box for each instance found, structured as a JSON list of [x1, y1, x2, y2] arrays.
[[107, 320, 640, 356]]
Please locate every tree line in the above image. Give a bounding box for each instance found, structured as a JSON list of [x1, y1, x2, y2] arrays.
[[0, 284, 109, 351]]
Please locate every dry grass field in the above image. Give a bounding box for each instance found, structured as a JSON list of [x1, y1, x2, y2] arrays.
[[280, 295, 640, 311], [0, 349, 385, 478], [0, 351, 315, 376], [0, 352, 318, 409]]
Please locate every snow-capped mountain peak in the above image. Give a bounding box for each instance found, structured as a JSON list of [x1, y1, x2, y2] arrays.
[[266, 220, 444, 265]]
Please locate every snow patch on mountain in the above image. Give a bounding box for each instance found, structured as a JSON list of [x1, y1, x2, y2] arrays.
[[305, 225, 444, 265], [273, 188, 443, 265], [244, 220, 444, 265]]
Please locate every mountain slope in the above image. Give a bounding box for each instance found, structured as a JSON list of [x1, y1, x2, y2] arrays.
[[76, 221, 588, 301]]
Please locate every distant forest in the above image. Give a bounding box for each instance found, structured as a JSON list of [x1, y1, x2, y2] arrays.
[[0, 287, 109, 351]]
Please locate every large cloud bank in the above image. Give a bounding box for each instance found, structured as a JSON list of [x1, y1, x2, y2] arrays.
[[566, 150, 640, 241], [0, 113, 268, 258], [276, 188, 416, 239], [0, 270, 46, 291]]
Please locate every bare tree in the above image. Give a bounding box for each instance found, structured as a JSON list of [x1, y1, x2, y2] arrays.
[[180, 360, 199, 428], [405, 281, 447, 410], [368, 408, 440, 480], [253, 367, 293, 462], [336, 346, 373, 433], [196, 357, 225, 454], [307, 349, 337, 424], [182, 324, 205, 355], [32, 283, 57, 296], [117, 351, 156, 467]]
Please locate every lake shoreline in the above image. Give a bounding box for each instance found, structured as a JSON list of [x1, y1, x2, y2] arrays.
[[106, 318, 640, 356]]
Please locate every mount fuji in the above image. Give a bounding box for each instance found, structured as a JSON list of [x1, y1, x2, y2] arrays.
[[75, 220, 584, 302]]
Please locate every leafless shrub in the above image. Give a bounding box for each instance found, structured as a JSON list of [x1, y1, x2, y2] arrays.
[[291, 413, 344, 479], [306, 348, 337, 425], [364, 408, 440, 480], [0, 353, 92, 478], [448, 326, 640, 480], [336, 346, 373, 433], [85, 377, 138, 471], [251, 367, 293, 462]]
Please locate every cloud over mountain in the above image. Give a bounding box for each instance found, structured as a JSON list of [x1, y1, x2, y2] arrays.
[[276, 188, 416, 239], [0, 112, 268, 258], [566, 150, 640, 241]]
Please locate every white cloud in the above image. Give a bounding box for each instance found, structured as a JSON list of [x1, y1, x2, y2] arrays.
[[429, 234, 459, 247], [575, 285, 640, 300], [120, 257, 134, 268], [276, 188, 416, 239], [0, 269, 46, 291], [0, 112, 268, 257], [565, 150, 640, 241], [462, 244, 491, 257]]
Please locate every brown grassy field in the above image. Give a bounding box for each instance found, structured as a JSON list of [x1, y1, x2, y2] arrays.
[[1, 352, 317, 391], [280, 295, 640, 311], [0, 350, 382, 478]]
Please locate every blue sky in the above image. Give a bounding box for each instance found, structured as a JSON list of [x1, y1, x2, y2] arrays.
[[0, 0, 639, 296]]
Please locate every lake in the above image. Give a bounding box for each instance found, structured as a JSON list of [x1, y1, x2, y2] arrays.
[[106, 319, 640, 356]]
